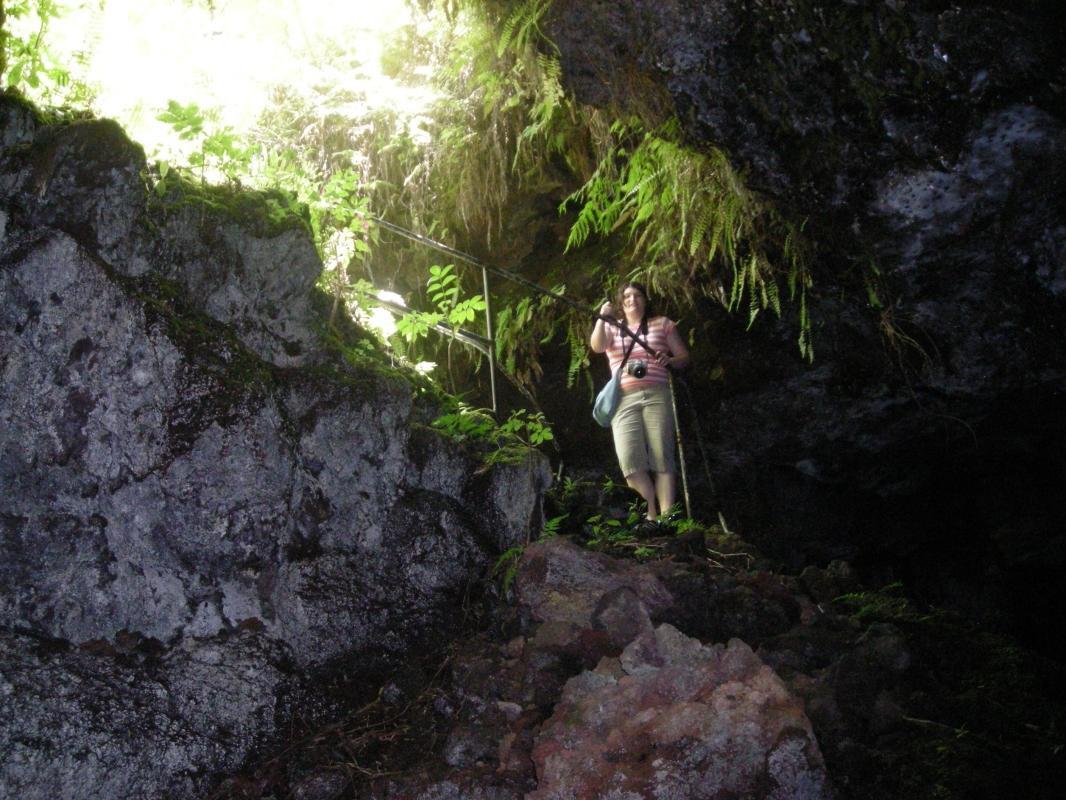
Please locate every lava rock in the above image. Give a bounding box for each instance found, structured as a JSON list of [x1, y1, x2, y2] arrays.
[[0, 628, 286, 800], [529, 625, 832, 800]]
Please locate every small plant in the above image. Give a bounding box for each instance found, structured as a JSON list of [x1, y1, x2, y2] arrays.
[[156, 100, 253, 187], [496, 409, 554, 447], [430, 403, 496, 441], [835, 581, 930, 624], [555, 475, 594, 509], [583, 510, 643, 550], [492, 545, 525, 593], [493, 290, 570, 392], [2, 0, 92, 106], [395, 263, 487, 374], [430, 404, 555, 466], [541, 513, 567, 538], [673, 516, 704, 536], [395, 306, 446, 346]]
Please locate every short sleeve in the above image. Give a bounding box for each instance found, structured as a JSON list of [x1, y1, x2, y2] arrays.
[[662, 318, 676, 337]]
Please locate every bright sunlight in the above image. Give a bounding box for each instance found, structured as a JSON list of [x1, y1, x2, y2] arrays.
[[33, 0, 436, 161]]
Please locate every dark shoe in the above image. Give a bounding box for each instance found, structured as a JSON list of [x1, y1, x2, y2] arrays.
[[634, 519, 661, 540]]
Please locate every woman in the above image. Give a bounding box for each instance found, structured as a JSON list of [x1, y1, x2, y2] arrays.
[[590, 281, 690, 525]]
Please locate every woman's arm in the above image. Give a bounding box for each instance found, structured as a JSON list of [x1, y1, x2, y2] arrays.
[[589, 301, 614, 353], [655, 322, 690, 368]]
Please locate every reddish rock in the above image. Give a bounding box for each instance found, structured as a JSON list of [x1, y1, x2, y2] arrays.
[[529, 625, 832, 800], [515, 538, 674, 629]]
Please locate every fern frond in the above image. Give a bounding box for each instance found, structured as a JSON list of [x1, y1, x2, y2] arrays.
[[766, 276, 782, 316]]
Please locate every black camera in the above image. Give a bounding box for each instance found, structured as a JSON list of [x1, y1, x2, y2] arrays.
[[626, 359, 647, 379]]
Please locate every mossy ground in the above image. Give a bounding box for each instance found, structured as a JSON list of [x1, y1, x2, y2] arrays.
[[146, 170, 311, 240]]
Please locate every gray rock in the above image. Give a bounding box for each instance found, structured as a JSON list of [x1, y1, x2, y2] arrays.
[[0, 99, 551, 799], [149, 198, 325, 366], [0, 629, 286, 800], [0, 116, 147, 271], [0, 105, 323, 366]]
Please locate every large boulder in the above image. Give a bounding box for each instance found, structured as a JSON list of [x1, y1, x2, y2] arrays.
[[530, 627, 832, 800], [0, 97, 551, 798], [217, 536, 1062, 800], [0, 101, 323, 366], [316, 537, 841, 799]]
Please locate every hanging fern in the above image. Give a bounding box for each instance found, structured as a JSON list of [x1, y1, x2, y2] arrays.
[[497, 0, 554, 58], [565, 316, 592, 390], [560, 117, 814, 359]]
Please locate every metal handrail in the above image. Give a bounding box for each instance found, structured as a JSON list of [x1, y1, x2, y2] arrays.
[[367, 215, 656, 355]]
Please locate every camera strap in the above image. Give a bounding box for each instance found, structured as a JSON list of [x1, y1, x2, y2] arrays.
[[619, 335, 637, 371], [617, 317, 646, 371]]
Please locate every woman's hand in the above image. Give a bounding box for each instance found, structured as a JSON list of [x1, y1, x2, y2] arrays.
[[590, 301, 614, 352], [653, 350, 671, 367], [663, 324, 690, 369]]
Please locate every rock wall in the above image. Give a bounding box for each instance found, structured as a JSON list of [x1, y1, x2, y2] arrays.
[[540, 0, 1066, 648], [0, 94, 550, 799]]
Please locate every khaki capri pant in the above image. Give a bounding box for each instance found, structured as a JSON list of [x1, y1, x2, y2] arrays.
[[610, 383, 676, 477]]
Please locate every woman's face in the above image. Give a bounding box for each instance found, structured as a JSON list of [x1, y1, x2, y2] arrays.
[[622, 286, 646, 317]]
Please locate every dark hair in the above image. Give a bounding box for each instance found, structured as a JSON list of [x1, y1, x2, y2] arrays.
[[613, 281, 656, 322]]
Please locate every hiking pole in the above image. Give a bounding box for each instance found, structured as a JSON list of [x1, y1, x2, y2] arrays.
[[668, 372, 691, 518], [675, 375, 717, 505]]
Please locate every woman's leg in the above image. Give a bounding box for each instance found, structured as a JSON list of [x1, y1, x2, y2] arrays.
[[612, 391, 657, 518], [654, 471, 676, 519], [625, 470, 658, 520], [638, 384, 677, 520]]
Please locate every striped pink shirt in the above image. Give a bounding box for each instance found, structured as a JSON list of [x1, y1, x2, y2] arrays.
[[605, 316, 677, 392]]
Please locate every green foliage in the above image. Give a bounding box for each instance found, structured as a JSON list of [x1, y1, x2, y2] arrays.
[[153, 89, 379, 324], [541, 513, 567, 538], [8, 0, 827, 417], [561, 117, 814, 360], [429, 264, 488, 327], [156, 100, 253, 186], [404, 0, 572, 247], [430, 403, 554, 456], [2, 0, 93, 106], [430, 403, 497, 442], [491, 545, 525, 594], [836, 581, 927, 624], [496, 0, 553, 59], [583, 512, 627, 545], [393, 263, 488, 376], [394, 308, 444, 346], [493, 288, 577, 393], [496, 408, 554, 447], [672, 515, 704, 536], [145, 163, 308, 240], [583, 508, 643, 550]]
